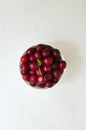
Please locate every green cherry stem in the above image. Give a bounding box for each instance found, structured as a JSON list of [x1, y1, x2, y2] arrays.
[[37, 59, 42, 76]]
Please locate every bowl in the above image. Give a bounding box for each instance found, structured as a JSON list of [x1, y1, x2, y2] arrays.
[[19, 44, 67, 89]]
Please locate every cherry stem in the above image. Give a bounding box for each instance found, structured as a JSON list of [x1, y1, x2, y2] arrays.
[[37, 59, 42, 76], [38, 66, 42, 76]]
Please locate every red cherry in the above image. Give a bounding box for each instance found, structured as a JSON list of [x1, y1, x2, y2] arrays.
[[37, 83, 45, 88], [28, 70, 35, 75], [29, 62, 38, 71], [29, 55, 36, 62], [45, 73, 53, 81], [43, 57, 53, 65], [30, 75, 37, 83], [36, 44, 45, 51], [42, 49, 50, 57], [27, 47, 35, 55], [30, 81, 36, 86], [38, 76, 46, 84], [43, 65, 52, 72], [53, 78, 59, 84], [53, 75, 61, 83], [20, 64, 29, 74], [36, 69, 43, 76], [34, 51, 42, 59], [21, 55, 29, 63], [59, 60, 67, 69], [52, 62, 59, 70], [52, 49, 60, 58], [36, 69, 41, 76], [46, 81, 53, 88], [23, 74, 30, 81], [53, 69, 63, 79], [45, 45, 52, 50], [55, 55, 62, 62]]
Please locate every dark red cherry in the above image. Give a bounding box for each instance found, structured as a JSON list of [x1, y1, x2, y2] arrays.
[[23, 74, 30, 81], [30, 81, 36, 86], [29, 55, 36, 62], [43, 65, 52, 72], [55, 55, 62, 62], [36, 44, 45, 51], [29, 62, 38, 71], [20, 64, 29, 74], [45, 45, 52, 50], [27, 47, 35, 55], [42, 49, 50, 57], [38, 76, 46, 84], [34, 51, 42, 59], [21, 55, 29, 63], [36, 69, 43, 76], [52, 62, 59, 70], [53, 77, 60, 84], [30, 75, 37, 83], [37, 83, 45, 88], [43, 57, 53, 65], [45, 73, 53, 81], [28, 70, 35, 75], [52, 49, 60, 58], [53, 69, 63, 79], [46, 81, 53, 88], [59, 60, 67, 69]]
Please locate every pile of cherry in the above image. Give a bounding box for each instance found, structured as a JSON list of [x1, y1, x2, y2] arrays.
[[20, 44, 67, 88]]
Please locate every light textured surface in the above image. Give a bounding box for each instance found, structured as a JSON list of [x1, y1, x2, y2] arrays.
[[0, 0, 86, 130]]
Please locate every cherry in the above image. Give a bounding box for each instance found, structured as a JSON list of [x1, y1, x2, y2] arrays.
[[36, 44, 45, 51], [21, 55, 29, 63], [28, 70, 35, 75], [43, 65, 52, 72], [53, 78, 59, 84], [30, 81, 36, 86], [27, 47, 35, 55], [52, 49, 60, 58], [23, 74, 30, 81], [30, 75, 37, 83], [29, 55, 36, 62], [53, 69, 63, 79], [34, 51, 42, 59], [45, 45, 52, 50], [55, 54, 62, 62], [45, 73, 53, 81], [37, 83, 45, 88], [29, 62, 38, 71], [43, 57, 53, 65], [38, 76, 46, 84], [42, 49, 50, 57], [52, 62, 59, 70], [36, 69, 43, 76], [36, 69, 41, 76], [59, 60, 66, 69], [20, 64, 29, 74], [46, 81, 53, 88]]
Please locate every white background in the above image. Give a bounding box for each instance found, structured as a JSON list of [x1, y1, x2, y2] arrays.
[[0, 0, 86, 130]]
